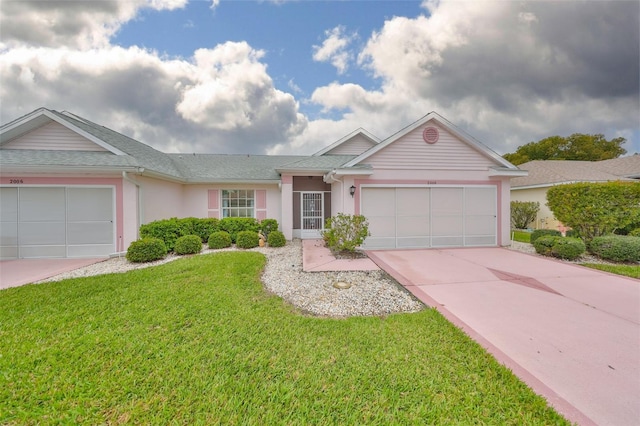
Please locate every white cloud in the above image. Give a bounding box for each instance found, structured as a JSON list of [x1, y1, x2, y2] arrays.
[[312, 26, 356, 74]]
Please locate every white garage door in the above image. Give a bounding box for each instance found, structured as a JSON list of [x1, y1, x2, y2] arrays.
[[0, 187, 115, 259], [361, 186, 496, 249]]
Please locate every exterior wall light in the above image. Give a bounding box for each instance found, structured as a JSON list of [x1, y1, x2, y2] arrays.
[[350, 185, 356, 197]]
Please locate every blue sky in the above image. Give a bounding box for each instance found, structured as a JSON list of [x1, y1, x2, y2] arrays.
[[1, 0, 638, 156]]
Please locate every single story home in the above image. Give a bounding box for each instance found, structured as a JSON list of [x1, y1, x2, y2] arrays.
[[511, 156, 640, 230], [0, 108, 525, 259]]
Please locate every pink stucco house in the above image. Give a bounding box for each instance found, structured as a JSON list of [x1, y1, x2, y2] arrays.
[[0, 108, 525, 259]]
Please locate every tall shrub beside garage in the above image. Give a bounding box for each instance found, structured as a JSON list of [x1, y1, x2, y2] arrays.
[[547, 182, 640, 242], [322, 213, 370, 253]]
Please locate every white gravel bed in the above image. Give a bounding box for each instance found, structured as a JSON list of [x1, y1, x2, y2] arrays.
[[38, 240, 425, 318]]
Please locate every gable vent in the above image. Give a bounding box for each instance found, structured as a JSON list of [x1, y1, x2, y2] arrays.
[[423, 126, 439, 144]]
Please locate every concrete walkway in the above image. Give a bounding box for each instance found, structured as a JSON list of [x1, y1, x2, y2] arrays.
[[0, 258, 105, 290], [367, 247, 640, 426], [302, 239, 379, 272]]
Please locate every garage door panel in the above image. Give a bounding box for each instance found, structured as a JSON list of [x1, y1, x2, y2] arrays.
[[465, 216, 497, 235], [0, 222, 17, 246], [0, 188, 18, 220], [432, 215, 463, 236], [431, 188, 463, 213], [19, 222, 66, 245], [20, 245, 66, 258], [367, 216, 396, 237], [362, 237, 396, 249], [67, 222, 114, 244], [397, 237, 430, 248], [432, 236, 464, 247], [362, 188, 395, 216], [465, 188, 497, 215], [465, 235, 496, 246], [67, 245, 114, 257], [67, 188, 113, 221], [397, 216, 429, 237], [19, 188, 66, 221], [396, 188, 429, 212]]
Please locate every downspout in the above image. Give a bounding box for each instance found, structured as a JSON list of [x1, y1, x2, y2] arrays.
[[324, 169, 344, 213], [122, 170, 144, 248]]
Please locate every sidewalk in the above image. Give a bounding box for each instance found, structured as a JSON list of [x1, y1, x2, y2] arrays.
[[302, 239, 379, 272]]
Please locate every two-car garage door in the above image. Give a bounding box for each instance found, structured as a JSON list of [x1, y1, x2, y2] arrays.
[[0, 187, 115, 259], [361, 186, 497, 249]]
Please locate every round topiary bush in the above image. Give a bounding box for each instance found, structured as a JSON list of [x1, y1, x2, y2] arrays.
[[550, 237, 586, 260], [174, 234, 202, 255], [236, 230, 259, 249], [208, 231, 232, 249], [589, 235, 640, 262], [267, 230, 286, 247], [533, 235, 561, 256], [530, 229, 562, 244], [126, 238, 167, 263]]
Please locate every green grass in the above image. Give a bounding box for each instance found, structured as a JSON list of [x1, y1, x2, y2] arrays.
[[0, 252, 568, 425], [581, 263, 640, 279], [511, 230, 532, 243]]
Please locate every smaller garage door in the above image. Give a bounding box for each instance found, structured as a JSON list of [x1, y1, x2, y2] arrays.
[[0, 187, 115, 259], [361, 186, 496, 249]]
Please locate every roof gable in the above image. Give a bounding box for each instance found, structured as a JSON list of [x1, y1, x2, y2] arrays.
[[344, 113, 515, 170], [313, 128, 380, 156]]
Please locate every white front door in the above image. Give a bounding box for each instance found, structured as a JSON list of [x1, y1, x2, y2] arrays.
[[301, 192, 324, 238]]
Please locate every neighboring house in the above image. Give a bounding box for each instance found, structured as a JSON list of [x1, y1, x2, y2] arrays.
[[511, 156, 640, 230], [0, 108, 525, 259]]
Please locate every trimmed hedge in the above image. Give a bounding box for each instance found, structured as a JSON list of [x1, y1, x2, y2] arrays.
[[260, 219, 279, 238], [629, 228, 640, 237], [139, 218, 188, 252], [589, 235, 640, 262], [208, 231, 232, 249], [533, 236, 560, 256], [219, 218, 260, 243], [267, 230, 286, 247], [126, 238, 167, 263], [174, 235, 203, 255], [550, 237, 586, 261], [530, 229, 562, 244], [236, 230, 259, 249]]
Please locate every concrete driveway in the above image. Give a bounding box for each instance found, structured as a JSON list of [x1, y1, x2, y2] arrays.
[[0, 258, 105, 290], [367, 248, 640, 426]]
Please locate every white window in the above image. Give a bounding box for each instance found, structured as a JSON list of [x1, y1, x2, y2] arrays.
[[222, 190, 254, 218]]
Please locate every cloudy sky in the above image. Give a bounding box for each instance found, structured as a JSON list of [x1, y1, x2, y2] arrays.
[[1, 0, 638, 156]]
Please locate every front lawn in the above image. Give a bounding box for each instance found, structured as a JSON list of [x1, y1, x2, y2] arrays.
[[511, 230, 532, 243], [0, 252, 568, 424]]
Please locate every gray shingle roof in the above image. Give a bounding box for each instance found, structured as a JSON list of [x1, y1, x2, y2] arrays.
[[0, 108, 362, 182], [511, 159, 638, 188]]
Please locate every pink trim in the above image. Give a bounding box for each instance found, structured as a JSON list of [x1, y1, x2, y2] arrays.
[[255, 190, 267, 209], [207, 189, 219, 209], [0, 176, 124, 251], [281, 175, 293, 184], [256, 211, 267, 221]]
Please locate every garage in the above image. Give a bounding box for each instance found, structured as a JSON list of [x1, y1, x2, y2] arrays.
[[361, 186, 497, 249], [0, 186, 115, 259]]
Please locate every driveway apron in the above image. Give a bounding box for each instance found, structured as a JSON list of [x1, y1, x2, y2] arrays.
[[367, 248, 640, 426]]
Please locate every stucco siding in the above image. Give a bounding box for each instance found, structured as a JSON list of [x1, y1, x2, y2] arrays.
[[365, 123, 495, 170], [325, 134, 376, 156], [2, 122, 108, 152], [137, 176, 183, 223], [511, 187, 561, 230]]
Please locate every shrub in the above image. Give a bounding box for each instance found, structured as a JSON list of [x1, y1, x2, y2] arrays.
[[511, 201, 539, 229], [126, 238, 167, 263], [174, 235, 203, 255], [236, 230, 259, 249], [547, 181, 640, 242], [260, 219, 279, 238], [565, 229, 580, 238], [208, 231, 232, 249], [219, 218, 260, 243], [589, 235, 640, 262], [191, 218, 220, 242], [267, 230, 286, 247], [322, 213, 370, 253], [533, 236, 561, 256], [530, 229, 562, 244], [630, 228, 640, 237], [140, 217, 189, 252], [550, 237, 586, 260]]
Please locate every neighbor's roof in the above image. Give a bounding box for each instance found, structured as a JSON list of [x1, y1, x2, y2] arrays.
[[511, 159, 638, 189]]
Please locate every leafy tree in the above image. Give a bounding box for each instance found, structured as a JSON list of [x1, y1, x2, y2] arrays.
[[510, 201, 539, 229], [503, 134, 626, 165], [546, 182, 640, 242]]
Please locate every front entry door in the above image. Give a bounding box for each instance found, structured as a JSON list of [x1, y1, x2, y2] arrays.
[[301, 192, 324, 238]]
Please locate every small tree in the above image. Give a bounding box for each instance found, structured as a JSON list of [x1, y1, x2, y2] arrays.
[[546, 182, 640, 242], [510, 201, 539, 229], [322, 213, 370, 253]]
